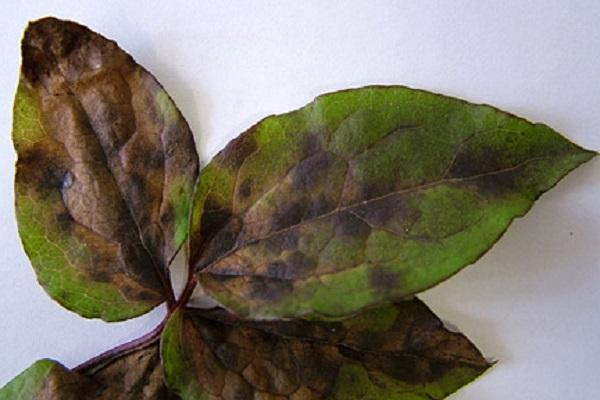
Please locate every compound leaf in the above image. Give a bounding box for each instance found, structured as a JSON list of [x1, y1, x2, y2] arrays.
[[161, 299, 490, 399], [0, 344, 175, 400], [13, 18, 199, 321], [189, 86, 595, 320]]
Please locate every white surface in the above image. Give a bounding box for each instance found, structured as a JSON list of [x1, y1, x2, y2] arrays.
[[0, 1, 599, 398]]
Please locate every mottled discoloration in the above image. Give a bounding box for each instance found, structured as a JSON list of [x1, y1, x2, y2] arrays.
[[239, 178, 253, 199], [0, 345, 175, 400], [13, 18, 199, 320], [161, 299, 490, 399], [368, 267, 402, 291], [303, 194, 334, 220], [267, 232, 299, 251], [352, 195, 406, 229], [90, 345, 176, 400], [220, 129, 259, 171], [272, 202, 305, 232], [291, 152, 336, 191], [333, 212, 370, 238], [248, 277, 294, 302], [190, 85, 595, 320]]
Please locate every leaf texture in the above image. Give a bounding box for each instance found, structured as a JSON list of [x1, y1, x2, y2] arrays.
[[0, 344, 175, 400], [189, 86, 595, 320], [13, 17, 199, 321], [161, 299, 491, 399]]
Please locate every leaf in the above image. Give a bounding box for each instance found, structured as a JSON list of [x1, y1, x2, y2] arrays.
[[13, 18, 199, 321], [161, 299, 490, 399], [84, 344, 177, 399], [188, 86, 595, 320], [0, 344, 176, 400]]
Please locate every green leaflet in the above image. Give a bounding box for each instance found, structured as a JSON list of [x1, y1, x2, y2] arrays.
[[13, 18, 199, 321], [0, 359, 55, 400], [0, 345, 174, 400], [189, 86, 595, 320], [160, 300, 491, 399]]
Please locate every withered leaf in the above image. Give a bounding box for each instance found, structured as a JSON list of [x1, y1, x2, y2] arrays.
[[0, 344, 176, 400], [13, 18, 199, 321], [189, 86, 595, 320], [161, 299, 491, 399]]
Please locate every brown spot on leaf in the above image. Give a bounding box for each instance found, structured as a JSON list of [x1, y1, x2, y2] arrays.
[[239, 178, 253, 199], [199, 207, 234, 248], [268, 232, 299, 251], [264, 252, 316, 281], [249, 277, 294, 302], [266, 261, 290, 280], [448, 142, 516, 180], [359, 181, 394, 203], [219, 130, 259, 171], [215, 343, 246, 372], [127, 173, 148, 203], [285, 251, 317, 278], [89, 269, 112, 284], [127, 138, 164, 170], [475, 171, 519, 197], [222, 371, 254, 400], [304, 194, 334, 220], [17, 146, 68, 193], [299, 133, 323, 157], [55, 211, 74, 232], [160, 204, 174, 225], [195, 217, 241, 271], [333, 211, 370, 238], [353, 195, 404, 227], [291, 152, 336, 191], [272, 202, 305, 231], [368, 267, 402, 291]]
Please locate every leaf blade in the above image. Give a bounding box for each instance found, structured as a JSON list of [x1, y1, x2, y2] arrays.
[[13, 18, 199, 320], [189, 85, 595, 320], [161, 299, 491, 399]]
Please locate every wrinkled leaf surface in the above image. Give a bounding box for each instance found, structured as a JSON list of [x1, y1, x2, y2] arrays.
[[13, 18, 199, 320], [161, 299, 490, 399], [189, 86, 595, 319]]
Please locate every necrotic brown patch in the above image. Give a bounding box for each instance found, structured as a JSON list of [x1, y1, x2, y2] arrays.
[[267, 231, 299, 251], [214, 342, 246, 372], [353, 196, 403, 227], [17, 145, 68, 194], [304, 194, 334, 219], [248, 277, 294, 302], [218, 129, 258, 171], [55, 211, 74, 232], [291, 152, 336, 191], [272, 201, 306, 231], [285, 251, 317, 278], [238, 178, 253, 199], [474, 171, 519, 197], [265, 261, 291, 280], [333, 212, 370, 238], [299, 133, 324, 157], [368, 267, 402, 291]]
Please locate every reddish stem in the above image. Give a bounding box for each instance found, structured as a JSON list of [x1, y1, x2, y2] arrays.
[[175, 273, 198, 310], [75, 259, 198, 374], [73, 319, 166, 375]]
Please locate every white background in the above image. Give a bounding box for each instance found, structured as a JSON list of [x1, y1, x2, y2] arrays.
[[1, 1, 599, 398]]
